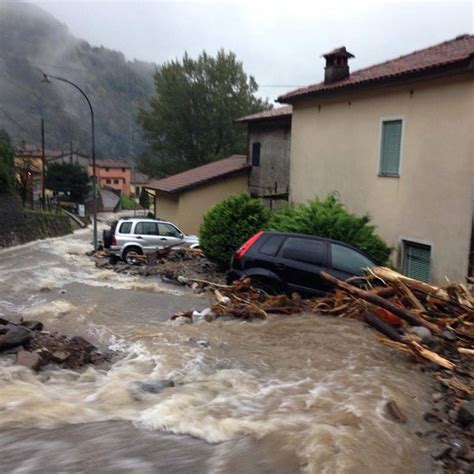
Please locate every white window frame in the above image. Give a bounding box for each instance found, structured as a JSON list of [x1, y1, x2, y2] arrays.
[[399, 236, 433, 282], [378, 115, 405, 177]]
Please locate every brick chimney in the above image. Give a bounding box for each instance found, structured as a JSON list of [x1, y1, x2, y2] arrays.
[[322, 47, 354, 84]]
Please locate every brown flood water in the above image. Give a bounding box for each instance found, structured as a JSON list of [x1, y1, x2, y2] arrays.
[[0, 225, 436, 473]]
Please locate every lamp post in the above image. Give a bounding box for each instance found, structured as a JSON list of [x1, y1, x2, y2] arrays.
[[41, 73, 98, 250]]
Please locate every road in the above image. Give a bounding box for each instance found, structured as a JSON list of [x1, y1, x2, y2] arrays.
[[0, 224, 436, 473]]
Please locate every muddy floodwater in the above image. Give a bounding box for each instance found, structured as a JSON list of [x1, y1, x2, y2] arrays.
[[0, 224, 437, 473]]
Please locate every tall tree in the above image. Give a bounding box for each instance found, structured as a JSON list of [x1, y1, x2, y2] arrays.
[[0, 129, 15, 195], [45, 162, 90, 202], [137, 50, 271, 177]]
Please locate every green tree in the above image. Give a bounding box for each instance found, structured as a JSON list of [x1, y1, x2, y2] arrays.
[[45, 162, 90, 202], [137, 50, 271, 177], [267, 194, 392, 265], [200, 193, 270, 268], [0, 130, 16, 195], [139, 187, 150, 209]]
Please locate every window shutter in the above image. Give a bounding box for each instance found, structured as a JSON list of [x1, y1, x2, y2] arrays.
[[403, 242, 431, 282], [380, 120, 402, 176], [252, 142, 261, 167]]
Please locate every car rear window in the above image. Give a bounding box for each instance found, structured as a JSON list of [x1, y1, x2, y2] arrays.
[[119, 222, 132, 234], [330, 243, 374, 275], [259, 235, 285, 256], [280, 237, 326, 266]]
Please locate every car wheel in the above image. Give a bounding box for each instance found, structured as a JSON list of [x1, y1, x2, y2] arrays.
[[123, 246, 143, 265], [250, 277, 283, 296]]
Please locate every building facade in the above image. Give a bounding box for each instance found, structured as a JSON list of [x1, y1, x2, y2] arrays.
[[237, 106, 292, 210], [89, 159, 131, 196], [146, 155, 250, 235], [278, 35, 474, 283]]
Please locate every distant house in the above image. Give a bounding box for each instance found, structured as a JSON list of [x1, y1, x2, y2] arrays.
[[236, 106, 292, 210], [278, 35, 474, 283], [130, 170, 153, 203], [46, 149, 89, 171], [89, 159, 131, 196], [145, 155, 250, 235]]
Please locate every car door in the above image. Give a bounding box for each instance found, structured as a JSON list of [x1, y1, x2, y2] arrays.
[[133, 221, 161, 250], [157, 222, 185, 248], [274, 237, 330, 294], [328, 243, 375, 281]]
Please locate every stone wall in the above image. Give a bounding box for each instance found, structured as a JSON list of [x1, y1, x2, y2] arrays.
[[0, 195, 73, 248]]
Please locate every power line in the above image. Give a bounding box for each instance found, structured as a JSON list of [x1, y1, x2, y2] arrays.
[[257, 84, 304, 88], [0, 105, 38, 142]]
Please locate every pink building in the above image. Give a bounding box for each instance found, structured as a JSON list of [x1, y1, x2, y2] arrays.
[[89, 159, 131, 196]]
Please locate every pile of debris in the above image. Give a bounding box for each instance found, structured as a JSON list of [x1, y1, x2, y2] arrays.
[[172, 266, 473, 470], [94, 248, 225, 287], [0, 317, 108, 371]]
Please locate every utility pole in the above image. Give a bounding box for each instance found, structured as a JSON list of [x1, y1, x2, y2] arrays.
[[41, 118, 46, 204]]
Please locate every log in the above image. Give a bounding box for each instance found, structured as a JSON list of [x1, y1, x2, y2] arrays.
[[392, 279, 426, 312], [365, 312, 403, 342], [320, 271, 441, 334]]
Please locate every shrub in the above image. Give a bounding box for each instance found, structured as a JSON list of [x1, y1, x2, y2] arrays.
[[267, 194, 392, 265], [0, 133, 15, 195], [121, 194, 140, 210], [200, 193, 270, 268]]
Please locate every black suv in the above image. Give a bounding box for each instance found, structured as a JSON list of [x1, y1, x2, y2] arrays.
[[227, 231, 376, 295]]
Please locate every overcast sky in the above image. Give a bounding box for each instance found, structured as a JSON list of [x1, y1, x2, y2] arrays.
[[29, 0, 473, 102]]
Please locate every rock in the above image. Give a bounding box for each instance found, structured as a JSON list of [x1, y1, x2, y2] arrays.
[[0, 325, 32, 351], [407, 326, 432, 342], [192, 311, 204, 323], [456, 459, 471, 472], [70, 336, 96, 353], [432, 392, 444, 403], [60, 289, 67, 294], [189, 337, 210, 348], [173, 316, 192, 325], [385, 399, 407, 423], [177, 275, 189, 285], [20, 320, 44, 331], [15, 349, 43, 371], [129, 379, 175, 400], [40, 286, 52, 292], [457, 400, 474, 426], [424, 411, 444, 423], [50, 350, 71, 363], [442, 329, 457, 342], [430, 444, 451, 460], [0, 317, 11, 325]]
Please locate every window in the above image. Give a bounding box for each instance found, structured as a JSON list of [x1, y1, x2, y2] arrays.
[[379, 119, 403, 176], [105, 167, 109, 172], [106, 179, 111, 184], [113, 179, 119, 184], [280, 238, 326, 266], [251, 142, 261, 167], [119, 222, 132, 234], [331, 244, 374, 275], [135, 186, 141, 197], [135, 222, 158, 235], [158, 223, 181, 238], [403, 241, 431, 282], [122, 168, 126, 172], [260, 235, 285, 256]]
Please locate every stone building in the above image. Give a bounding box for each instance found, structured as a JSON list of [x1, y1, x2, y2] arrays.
[[236, 106, 292, 210]]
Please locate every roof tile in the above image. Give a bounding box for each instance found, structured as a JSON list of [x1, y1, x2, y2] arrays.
[[279, 34, 474, 102], [146, 155, 250, 194], [236, 105, 293, 123]]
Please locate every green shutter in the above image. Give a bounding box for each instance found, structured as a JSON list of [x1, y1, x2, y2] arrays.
[[380, 120, 402, 176], [403, 242, 431, 282]]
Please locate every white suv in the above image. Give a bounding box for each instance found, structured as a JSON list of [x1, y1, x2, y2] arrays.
[[105, 218, 199, 263]]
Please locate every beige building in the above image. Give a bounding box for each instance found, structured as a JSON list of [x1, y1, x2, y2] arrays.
[[145, 155, 250, 235], [278, 35, 474, 283]]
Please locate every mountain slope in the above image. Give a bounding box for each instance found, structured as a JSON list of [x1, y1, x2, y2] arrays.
[[0, 2, 155, 160]]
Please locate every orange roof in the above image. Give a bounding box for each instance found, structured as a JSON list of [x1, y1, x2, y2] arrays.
[[236, 105, 292, 123], [279, 34, 474, 102], [146, 155, 250, 194]]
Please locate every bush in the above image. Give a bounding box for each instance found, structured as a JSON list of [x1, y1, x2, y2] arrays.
[[121, 194, 140, 210], [267, 194, 392, 265], [200, 193, 270, 268], [0, 132, 15, 195]]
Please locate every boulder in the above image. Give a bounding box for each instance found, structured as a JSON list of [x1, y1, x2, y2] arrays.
[[457, 400, 474, 426], [407, 326, 432, 343], [15, 349, 43, 371], [20, 320, 44, 331], [129, 379, 175, 400], [442, 329, 457, 342], [50, 350, 71, 363], [430, 444, 451, 460], [0, 325, 32, 351]]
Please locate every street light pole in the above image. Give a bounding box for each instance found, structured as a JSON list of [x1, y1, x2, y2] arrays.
[[41, 73, 98, 250]]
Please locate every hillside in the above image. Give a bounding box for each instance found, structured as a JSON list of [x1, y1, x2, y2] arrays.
[[0, 2, 155, 160]]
